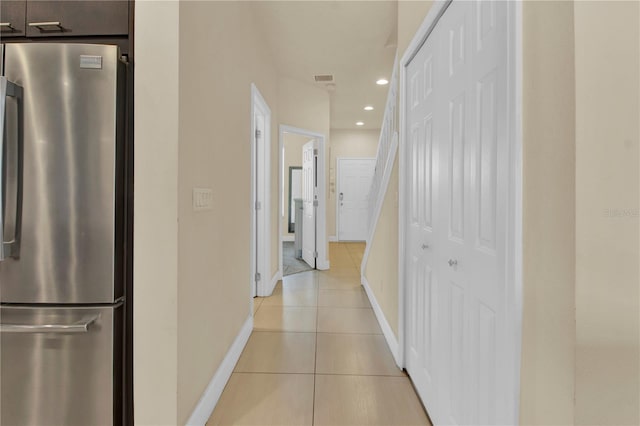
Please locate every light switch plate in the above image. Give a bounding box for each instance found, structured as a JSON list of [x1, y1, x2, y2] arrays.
[[193, 188, 213, 211]]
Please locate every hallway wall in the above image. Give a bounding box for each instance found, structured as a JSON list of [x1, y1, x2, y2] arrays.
[[176, 2, 280, 423], [364, 156, 400, 336], [135, 1, 281, 424], [519, 2, 577, 423], [134, 3, 180, 424], [574, 2, 640, 424]]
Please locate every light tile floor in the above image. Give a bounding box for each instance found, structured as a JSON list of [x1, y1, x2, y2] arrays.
[[208, 242, 430, 426]]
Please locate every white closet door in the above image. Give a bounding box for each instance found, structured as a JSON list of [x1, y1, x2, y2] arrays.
[[405, 1, 513, 424], [405, 24, 442, 422], [466, 1, 510, 424], [436, 3, 474, 424], [302, 140, 316, 268]]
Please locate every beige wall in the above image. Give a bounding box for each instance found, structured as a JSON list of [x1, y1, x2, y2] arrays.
[[133, 2, 180, 425], [364, 157, 400, 335], [328, 129, 380, 239], [135, 1, 280, 424], [177, 2, 279, 423], [282, 133, 311, 237], [574, 2, 640, 424], [278, 77, 330, 139], [519, 2, 576, 424], [397, 1, 434, 57]]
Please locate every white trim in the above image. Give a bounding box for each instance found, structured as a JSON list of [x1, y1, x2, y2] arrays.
[[281, 235, 295, 242], [360, 133, 398, 275], [508, 1, 524, 423], [317, 259, 330, 270], [399, 0, 452, 69], [361, 275, 401, 367], [185, 316, 253, 426], [278, 124, 329, 273], [266, 270, 281, 296], [328, 236, 338, 242], [336, 157, 376, 243], [398, 2, 523, 424], [278, 131, 284, 278], [251, 84, 272, 298]]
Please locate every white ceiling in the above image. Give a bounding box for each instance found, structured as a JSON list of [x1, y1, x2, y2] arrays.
[[252, 1, 398, 130]]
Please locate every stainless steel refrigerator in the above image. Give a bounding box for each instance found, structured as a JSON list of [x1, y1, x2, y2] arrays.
[[0, 43, 126, 426]]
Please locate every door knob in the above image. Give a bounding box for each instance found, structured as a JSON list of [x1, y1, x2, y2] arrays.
[[421, 244, 429, 249], [448, 259, 458, 267]]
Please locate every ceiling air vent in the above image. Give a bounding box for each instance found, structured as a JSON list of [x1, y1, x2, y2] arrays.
[[314, 74, 334, 83]]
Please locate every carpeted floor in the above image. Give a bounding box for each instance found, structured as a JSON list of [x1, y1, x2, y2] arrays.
[[283, 241, 314, 276]]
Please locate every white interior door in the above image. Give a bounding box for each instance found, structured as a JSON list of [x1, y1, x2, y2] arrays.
[[337, 158, 376, 241], [405, 1, 514, 424], [252, 84, 271, 297], [253, 113, 266, 297], [405, 21, 441, 419], [301, 140, 316, 268]]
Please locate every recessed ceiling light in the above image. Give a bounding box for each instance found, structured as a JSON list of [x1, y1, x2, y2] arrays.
[[376, 78, 389, 85], [364, 106, 374, 111], [356, 121, 364, 126]]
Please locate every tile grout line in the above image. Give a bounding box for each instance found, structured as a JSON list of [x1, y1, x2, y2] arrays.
[[252, 330, 383, 335], [312, 268, 320, 426], [232, 371, 407, 378]]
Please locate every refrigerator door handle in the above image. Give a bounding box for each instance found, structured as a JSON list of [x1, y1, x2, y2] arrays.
[[0, 76, 24, 262], [0, 314, 99, 333]]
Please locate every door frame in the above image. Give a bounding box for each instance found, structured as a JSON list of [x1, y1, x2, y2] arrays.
[[336, 157, 376, 242], [279, 125, 329, 281], [397, 0, 523, 423], [250, 84, 271, 298]]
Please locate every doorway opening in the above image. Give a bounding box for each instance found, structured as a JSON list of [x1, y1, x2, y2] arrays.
[[279, 125, 329, 280]]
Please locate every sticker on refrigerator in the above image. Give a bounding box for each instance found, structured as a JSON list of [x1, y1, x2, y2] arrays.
[[80, 55, 102, 69]]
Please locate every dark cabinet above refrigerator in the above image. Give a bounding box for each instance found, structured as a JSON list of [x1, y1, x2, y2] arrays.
[[1, 0, 129, 39], [0, 0, 26, 38]]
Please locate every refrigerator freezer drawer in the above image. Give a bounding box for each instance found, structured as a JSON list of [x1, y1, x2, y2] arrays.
[[0, 304, 123, 426]]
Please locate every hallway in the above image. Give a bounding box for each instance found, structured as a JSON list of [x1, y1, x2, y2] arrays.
[[207, 243, 430, 425]]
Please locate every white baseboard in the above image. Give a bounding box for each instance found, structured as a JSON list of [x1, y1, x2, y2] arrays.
[[258, 270, 281, 297], [281, 235, 294, 242], [264, 270, 281, 296], [317, 259, 330, 270], [186, 315, 253, 426], [361, 275, 401, 368], [328, 235, 338, 242]]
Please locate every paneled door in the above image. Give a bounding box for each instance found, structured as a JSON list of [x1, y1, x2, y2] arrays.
[[337, 158, 376, 241], [404, 1, 515, 424], [404, 21, 442, 421], [301, 140, 317, 268]]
